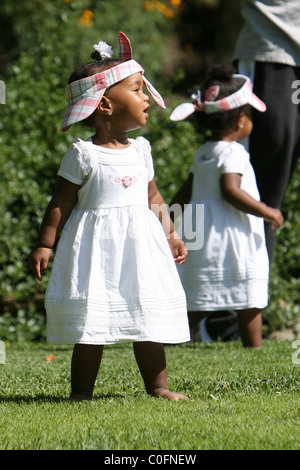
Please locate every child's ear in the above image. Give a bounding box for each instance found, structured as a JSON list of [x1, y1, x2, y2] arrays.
[[97, 96, 113, 116], [237, 111, 246, 129]]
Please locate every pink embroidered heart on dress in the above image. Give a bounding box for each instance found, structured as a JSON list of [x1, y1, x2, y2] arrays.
[[122, 176, 133, 187]]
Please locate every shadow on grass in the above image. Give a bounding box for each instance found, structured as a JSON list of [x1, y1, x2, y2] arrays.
[[0, 392, 133, 404]]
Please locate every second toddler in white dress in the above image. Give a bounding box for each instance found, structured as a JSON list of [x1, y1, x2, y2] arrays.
[[170, 65, 283, 348]]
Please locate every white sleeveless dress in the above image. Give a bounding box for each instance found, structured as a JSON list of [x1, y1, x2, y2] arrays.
[[45, 136, 190, 345], [176, 140, 269, 311]]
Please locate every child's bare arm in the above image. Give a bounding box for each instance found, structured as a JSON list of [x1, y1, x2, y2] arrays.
[[221, 173, 284, 228], [148, 178, 188, 264], [29, 177, 80, 280], [169, 172, 194, 213]]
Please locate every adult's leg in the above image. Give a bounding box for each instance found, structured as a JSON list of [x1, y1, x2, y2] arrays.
[[70, 344, 104, 401], [250, 62, 300, 263], [237, 308, 262, 349], [133, 341, 188, 400]]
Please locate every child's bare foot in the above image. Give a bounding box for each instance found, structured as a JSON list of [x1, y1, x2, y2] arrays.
[[151, 388, 188, 401]]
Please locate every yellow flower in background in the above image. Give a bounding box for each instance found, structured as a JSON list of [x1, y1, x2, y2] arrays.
[[163, 8, 175, 19], [143, 1, 153, 10], [143, 0, 178, 18], [78, 9, 94, 27], [170, 0, 181, 7], [155, 1, 174, 18]]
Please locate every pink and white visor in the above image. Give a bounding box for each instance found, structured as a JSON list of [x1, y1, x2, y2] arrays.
[[61, 32, 165, 131], [170, 74, 266, 121]]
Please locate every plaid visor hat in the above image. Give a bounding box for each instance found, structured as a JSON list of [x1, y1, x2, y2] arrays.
[[170, 74, 266, 121], [61, 32, 165, 131]]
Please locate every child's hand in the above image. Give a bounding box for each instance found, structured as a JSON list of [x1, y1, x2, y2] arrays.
[[264, 207, 284, 229], [29, 247, 51, 281], [168, 232, 188, 264]]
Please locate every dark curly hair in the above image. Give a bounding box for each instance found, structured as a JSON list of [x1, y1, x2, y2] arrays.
[[68, 49, 122, 84], [193, 65, 252, 137]]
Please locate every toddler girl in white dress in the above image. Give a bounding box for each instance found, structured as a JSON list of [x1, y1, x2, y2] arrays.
[[29, 32, 190, 401], [170, 65, 283, 348]]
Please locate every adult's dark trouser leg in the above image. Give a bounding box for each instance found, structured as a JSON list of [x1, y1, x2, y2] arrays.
[[250, 62, 300, 264], [70, 344, 104, 400]]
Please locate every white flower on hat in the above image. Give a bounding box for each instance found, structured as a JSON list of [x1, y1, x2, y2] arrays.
[[93, 41, 113, 59]]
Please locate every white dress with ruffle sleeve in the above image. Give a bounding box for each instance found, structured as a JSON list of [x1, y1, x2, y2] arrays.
[[177, 140, 269, 311], [45, 136, 190, 344]]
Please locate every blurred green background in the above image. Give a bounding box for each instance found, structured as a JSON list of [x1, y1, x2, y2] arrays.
[[0, 0, 299, 342]]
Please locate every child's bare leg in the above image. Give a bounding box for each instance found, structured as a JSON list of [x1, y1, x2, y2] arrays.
[[133, 341, 188, 401], [237, 308, 262, 349], [70, 344, 104, 401]]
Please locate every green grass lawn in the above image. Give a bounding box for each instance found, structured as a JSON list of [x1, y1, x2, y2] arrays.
[[0, 340, 299, 450]]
